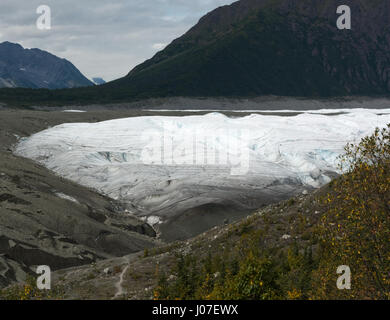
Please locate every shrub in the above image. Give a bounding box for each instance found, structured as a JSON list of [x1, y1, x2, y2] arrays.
[[312, 125, 390, 299]]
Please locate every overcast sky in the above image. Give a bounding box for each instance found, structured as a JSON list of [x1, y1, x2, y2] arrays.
[[0, 0, 235, 81]]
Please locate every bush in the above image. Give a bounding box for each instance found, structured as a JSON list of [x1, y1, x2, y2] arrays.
[[312, 125, 390, 299], [0, 275, 64, 300], [154, 125, 390, 300]]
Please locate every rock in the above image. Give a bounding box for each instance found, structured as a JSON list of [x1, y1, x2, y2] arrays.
[[103, 267, 112, 275], [8, 240, 16, 248], [168, 275, 177, 282]]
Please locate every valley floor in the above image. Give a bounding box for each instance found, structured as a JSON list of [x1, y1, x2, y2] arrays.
[[0, 108, 292, 289], [0, 105, 388, 299], [48, 188, 325, 300]]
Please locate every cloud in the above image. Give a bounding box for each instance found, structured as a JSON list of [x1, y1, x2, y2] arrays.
[[1, 0, 235, 81], [152, 43, 167, 50]]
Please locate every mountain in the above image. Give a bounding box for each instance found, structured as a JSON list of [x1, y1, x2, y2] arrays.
[[1, 0, 390, 105], [110, 0, 390, 97], [92, 77, 106, 85], [0, 42, 93, 89]]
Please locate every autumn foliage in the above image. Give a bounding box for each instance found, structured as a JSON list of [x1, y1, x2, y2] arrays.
[[155, 125, 390, 300], [312, 124, 390, 299]]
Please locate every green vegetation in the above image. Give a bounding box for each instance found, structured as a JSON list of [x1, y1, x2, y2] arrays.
[[153, 230, 316, 300], [0, 275, 64, 300], [154, 125, 390, 300], [312, 125, 390, 299]]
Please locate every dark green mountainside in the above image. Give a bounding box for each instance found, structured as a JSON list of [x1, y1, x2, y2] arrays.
[[1, 0, 390, 106], [116, 0, 390, 97]]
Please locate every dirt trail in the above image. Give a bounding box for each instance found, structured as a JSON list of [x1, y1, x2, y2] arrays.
[[112, 257, 131, 299]]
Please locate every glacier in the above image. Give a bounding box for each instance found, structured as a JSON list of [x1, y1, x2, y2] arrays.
[[15, 109, 390, 224]]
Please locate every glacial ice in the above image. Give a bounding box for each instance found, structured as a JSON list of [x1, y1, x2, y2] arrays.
[[15, 109, 390, 220]]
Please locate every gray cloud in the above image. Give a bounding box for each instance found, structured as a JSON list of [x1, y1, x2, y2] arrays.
[[0, 0, 235, 81]]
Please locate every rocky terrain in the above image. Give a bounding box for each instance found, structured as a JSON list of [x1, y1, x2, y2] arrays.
[[44, 186, 327, 300], [0, 107, 292, 289], [0, 41, 93, 89], [0, 106, 388, 299], [0, 109, 165, 288]]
